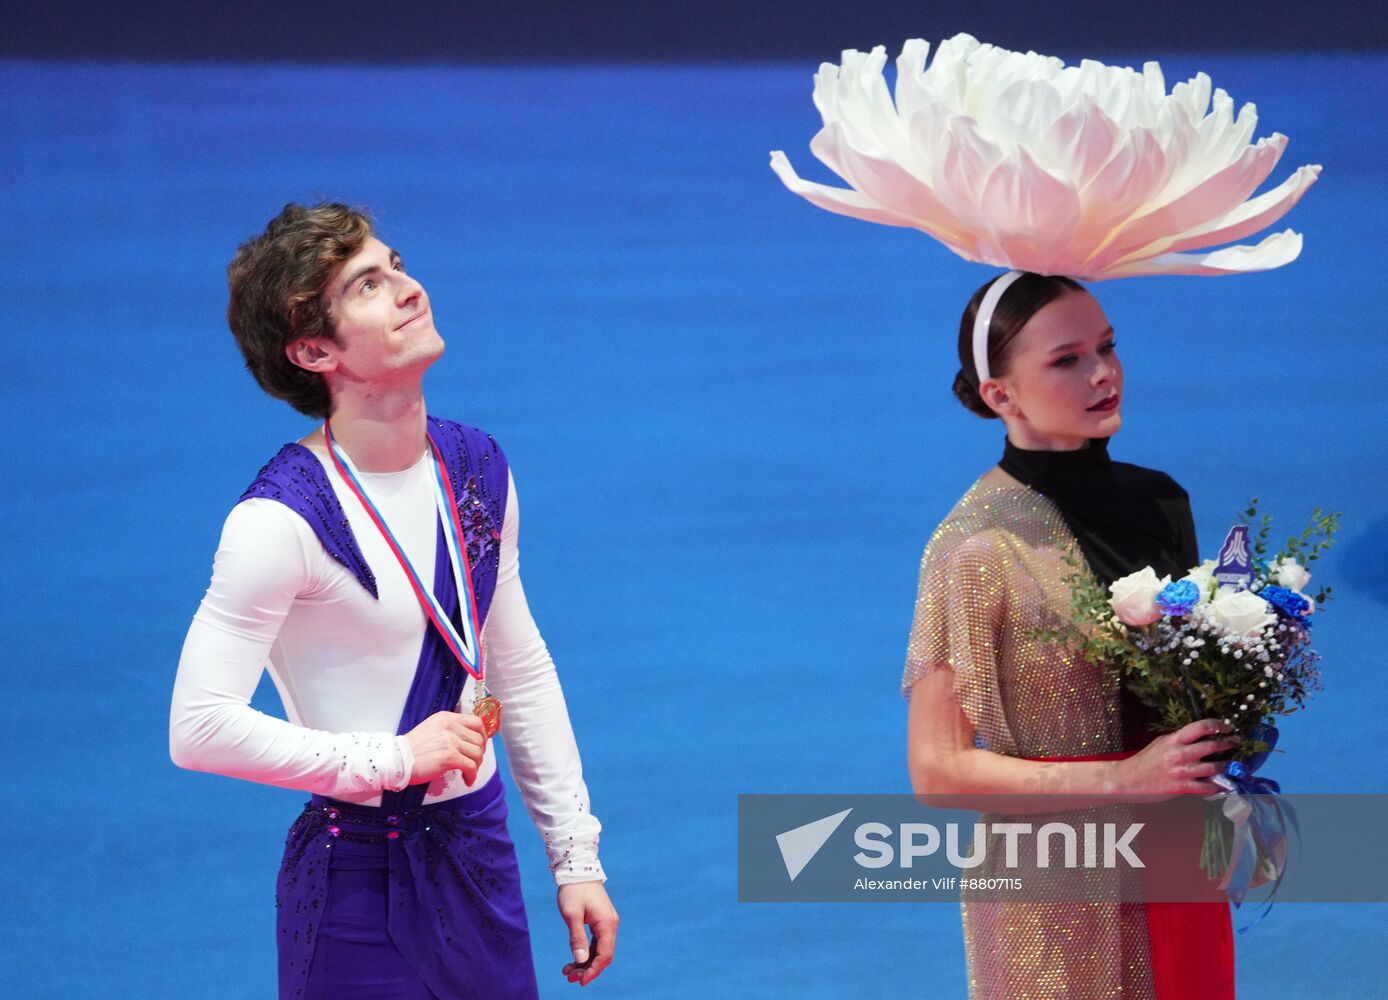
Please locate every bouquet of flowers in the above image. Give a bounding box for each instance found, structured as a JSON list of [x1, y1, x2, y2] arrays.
[[1040, 500, 1338, 905]]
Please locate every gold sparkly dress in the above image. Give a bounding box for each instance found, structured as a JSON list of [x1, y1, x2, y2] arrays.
[[903, 470, 1157, 1000]]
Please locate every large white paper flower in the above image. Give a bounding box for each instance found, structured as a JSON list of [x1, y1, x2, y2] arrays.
[[769, 33, 1320, 279]]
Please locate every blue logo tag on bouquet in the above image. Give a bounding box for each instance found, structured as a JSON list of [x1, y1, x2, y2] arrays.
[[1215, 524, 1254, 589]]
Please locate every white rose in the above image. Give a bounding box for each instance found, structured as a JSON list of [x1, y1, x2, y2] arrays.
[[1271, 556, 1312, 594], [1108, 567, 1170, 627], [1181, 559, 1219, 604], [1210, 587, 1276, 637]]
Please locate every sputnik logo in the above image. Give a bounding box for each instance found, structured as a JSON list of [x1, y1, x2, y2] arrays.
[[775, 809, 853, 881]]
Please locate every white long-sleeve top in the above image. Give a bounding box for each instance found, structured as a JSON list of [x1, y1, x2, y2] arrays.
[[170, 443, 605, 884]]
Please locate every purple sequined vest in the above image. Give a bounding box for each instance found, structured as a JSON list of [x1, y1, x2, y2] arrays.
[[237, 416, 509, 774], [240, 415, 506, 598]]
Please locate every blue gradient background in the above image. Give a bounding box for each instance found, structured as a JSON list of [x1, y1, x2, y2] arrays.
[[1, 52, 1384, 997]]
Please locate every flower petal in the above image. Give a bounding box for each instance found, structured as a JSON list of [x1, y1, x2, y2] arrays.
[[1076, 127, 1170, 264], [992, 78, 1064, 146], [833, 46, 916, 165], [1171, 71, 1212, 125], [1038, 94, 1120, 188], [893, 38, 935, 123], [810, 123, 974, 249], [1094, 133, 1288, 269], [1117, 163, 1321, 264], [904, 99, 953, 178], [930, 113, 1004, 224], [769, 150, 919, 229], [1102, 228, 1304, 277], [980, 145, 1082, 271]]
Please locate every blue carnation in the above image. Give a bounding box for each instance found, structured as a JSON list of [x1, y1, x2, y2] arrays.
[[1155, 579, 1201, 617], [1260, 584, 1311, 621]]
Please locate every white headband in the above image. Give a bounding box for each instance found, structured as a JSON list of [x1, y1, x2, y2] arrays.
[[972, 269, 1026, 384]]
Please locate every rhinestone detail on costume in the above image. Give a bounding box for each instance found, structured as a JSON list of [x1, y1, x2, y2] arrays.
[[902, 476, 1155, 1000]]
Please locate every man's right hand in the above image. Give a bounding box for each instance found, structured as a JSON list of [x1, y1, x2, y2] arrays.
[[404, 710, 488, 786]]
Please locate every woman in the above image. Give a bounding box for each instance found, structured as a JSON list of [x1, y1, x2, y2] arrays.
[[904, 271, 1239, 1000]]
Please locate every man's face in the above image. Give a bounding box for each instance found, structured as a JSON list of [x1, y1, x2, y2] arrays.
[[309, 236, 444, 385]]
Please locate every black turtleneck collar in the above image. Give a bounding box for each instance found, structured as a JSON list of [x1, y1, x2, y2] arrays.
[[997, 435, 1197, 587], [1001, 435, 1113, 481]]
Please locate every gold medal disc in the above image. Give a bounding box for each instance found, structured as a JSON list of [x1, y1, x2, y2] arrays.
[[474, 695, 503, 738]]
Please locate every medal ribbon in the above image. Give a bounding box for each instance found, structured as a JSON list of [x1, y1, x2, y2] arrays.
[[324, 422, 484, 683]]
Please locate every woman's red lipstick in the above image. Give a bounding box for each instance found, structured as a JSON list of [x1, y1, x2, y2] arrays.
[[1088, 395, 1119, 412]]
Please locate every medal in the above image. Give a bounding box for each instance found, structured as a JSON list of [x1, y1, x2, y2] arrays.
[[325, 422, 502, 734], [473, 685, 503, 738]]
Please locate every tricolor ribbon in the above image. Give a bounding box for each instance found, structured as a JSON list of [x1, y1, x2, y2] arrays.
[[1205, 724, 1299, 925], [324, 422, 484, 683]]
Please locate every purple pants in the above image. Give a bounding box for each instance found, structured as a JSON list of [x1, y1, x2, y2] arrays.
[[277, 773, 539, 1000]]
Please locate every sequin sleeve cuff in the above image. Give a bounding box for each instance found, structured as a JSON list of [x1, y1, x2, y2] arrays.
[[386, 734, 415, 793], [551, 842, 607, 885]]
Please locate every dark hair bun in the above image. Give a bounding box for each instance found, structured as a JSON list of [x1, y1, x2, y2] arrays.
[[952, 369, 998, 420]]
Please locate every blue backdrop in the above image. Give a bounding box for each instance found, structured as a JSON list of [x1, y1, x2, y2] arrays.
[[1, 50, 1384, 998]]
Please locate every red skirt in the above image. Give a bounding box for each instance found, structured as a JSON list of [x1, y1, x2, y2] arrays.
[[1023, 750, 1235, 1000]]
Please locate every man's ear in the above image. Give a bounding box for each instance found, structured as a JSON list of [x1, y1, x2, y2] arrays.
[[979, 378, 1019, 418], [286, 338, 336, 374]]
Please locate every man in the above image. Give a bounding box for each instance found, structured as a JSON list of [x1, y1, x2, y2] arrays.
[[171, 202, 616, 998]]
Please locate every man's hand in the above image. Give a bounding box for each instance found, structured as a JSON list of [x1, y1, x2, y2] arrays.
[[403, 710, 487, 786], [558, 881, 617, 986]]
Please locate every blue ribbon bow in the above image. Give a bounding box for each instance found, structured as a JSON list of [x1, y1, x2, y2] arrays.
[[1207, 724, 1300, 927]]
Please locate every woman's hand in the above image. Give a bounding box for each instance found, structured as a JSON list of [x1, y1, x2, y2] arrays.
[[403, 710, 487, 786], [1113, 718, 1239, 799]]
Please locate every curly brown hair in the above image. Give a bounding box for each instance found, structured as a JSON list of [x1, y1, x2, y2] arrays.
[[226, 202, 374, 418]]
